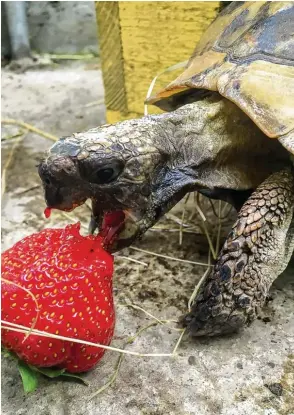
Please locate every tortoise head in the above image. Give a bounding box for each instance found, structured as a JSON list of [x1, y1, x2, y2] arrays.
[[38, 117, 195, 252]]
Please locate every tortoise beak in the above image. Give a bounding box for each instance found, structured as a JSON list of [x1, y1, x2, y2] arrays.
[[38, 160, 88, 211]]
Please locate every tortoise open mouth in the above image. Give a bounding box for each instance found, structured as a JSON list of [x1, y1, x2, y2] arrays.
[[96, 208, 142, 252], [98, 210, 126, 249]]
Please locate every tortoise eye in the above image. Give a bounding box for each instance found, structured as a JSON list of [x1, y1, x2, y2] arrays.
[[86, 160, 124, 185], [94, 167, 116, 184]]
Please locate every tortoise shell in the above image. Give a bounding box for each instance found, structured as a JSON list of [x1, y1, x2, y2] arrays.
[[146, 1, 294, 155]]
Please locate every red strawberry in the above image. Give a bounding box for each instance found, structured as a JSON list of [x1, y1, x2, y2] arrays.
[[1, 223, 115, 373]]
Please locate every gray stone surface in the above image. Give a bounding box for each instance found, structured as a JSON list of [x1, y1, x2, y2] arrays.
[[27, 1, 99, 54], [1, 63, 294, 415], [2, 1, 98, 57]]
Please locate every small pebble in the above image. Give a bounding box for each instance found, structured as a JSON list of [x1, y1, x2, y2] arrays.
[[265, 382, 283, 397], [188, 356, 196, 365]]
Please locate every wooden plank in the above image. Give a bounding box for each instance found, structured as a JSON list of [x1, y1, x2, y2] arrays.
[[96, 1, 221, 122], [119, 2, 220, 115], [96, 2, 128, 114], [106, 110, 141, 125]]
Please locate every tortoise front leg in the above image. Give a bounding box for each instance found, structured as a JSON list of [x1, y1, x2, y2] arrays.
[[182, 168, 294, 336]]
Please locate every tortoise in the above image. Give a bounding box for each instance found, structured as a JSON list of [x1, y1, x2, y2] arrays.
[[39, 1, 294, 336]]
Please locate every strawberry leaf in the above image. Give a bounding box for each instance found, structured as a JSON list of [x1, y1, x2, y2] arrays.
[[28, 365, 88, 385], [29, 366, 66, 378], [61, 372, 89, 386], [18, 360, 39, 393]]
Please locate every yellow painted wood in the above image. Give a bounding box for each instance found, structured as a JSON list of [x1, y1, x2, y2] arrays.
[[96, 2, 127, 113], [96, 1, 220, 122], [106, 110, 141, 125]]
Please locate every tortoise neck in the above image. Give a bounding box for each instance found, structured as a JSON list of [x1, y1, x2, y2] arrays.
[[148, 96, 290, 193], [148, 96, 226, 165]]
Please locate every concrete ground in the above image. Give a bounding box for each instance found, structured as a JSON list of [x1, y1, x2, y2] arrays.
[[1, 62, 294, 415]]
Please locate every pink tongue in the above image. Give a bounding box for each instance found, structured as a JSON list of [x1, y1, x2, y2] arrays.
[[102, 211, 125, 228], [44, 208, 52, 218], [100, 211, 125, 245]]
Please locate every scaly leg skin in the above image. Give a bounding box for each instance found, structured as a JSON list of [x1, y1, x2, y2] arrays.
[[182, 168, 294, 336]]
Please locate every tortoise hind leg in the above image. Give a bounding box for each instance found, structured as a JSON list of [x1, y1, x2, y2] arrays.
[[182, 168, 294, 336]]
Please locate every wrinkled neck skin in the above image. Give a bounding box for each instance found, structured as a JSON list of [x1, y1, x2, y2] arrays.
[[140, 95, 290, 208]]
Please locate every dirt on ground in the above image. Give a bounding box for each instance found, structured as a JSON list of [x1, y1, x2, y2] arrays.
[[1, 62, 293, 415]]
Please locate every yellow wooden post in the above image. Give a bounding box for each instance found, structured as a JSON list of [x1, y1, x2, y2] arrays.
[[96, 1, 220, 123]]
